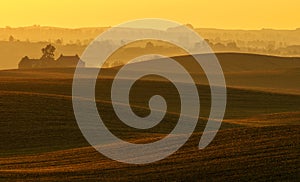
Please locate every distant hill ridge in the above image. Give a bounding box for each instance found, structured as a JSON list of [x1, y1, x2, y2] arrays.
[[1, 25, 300, 44], [119, 52, 300, 73]]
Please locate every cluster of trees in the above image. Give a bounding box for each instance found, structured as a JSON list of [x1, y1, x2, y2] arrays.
[[196, 39, 240, 51], [202, 38, 300, 56], [7, 35, 92, 46], [6, 35, 300, 56]]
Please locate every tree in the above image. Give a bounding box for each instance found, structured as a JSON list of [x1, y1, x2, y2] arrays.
[[41, 44, 56, 60], [204, 39, 214, 47], [9, 35, 14, 42], [145, 41, 154, 49], [227, 42, 239, 50], [55, 39, 63, 45], [185, 24, 194, 29]]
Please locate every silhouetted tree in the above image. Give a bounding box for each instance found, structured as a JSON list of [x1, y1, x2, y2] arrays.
[[145, 41, 154, 49], [9, 35, 14, 42], [55, 39, 63, 45], [41, 44, 56, 60], [185, 24, 194, 29], [214, 42, 226, 49], [204, 39, 214, 47], [227, 42, 239, 50]]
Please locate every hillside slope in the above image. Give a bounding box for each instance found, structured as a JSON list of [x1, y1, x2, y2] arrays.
[[0, 56, 299, 181]]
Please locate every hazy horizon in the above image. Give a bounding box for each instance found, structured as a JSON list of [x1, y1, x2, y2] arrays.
[[1, 0, 299, 30], [1, 25, 300, 31]]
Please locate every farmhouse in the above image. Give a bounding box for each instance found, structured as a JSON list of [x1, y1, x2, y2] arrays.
[[19, 54, 85, 69], [18, 44, 85, 69]]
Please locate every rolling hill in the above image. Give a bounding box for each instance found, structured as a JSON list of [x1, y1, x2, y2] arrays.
[[0, 53, 299, 181]]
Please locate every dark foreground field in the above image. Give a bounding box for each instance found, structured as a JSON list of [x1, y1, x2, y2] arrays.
[[0, 53, 299, 181]]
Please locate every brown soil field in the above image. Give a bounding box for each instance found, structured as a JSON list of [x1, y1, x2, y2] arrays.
[[0, 53, 299, 181]]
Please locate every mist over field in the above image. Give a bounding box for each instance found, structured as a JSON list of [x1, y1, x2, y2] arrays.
[[1, 26, 300, 70]]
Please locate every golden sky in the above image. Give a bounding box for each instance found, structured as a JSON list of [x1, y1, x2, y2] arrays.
[[1, 0, 299, 29]]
